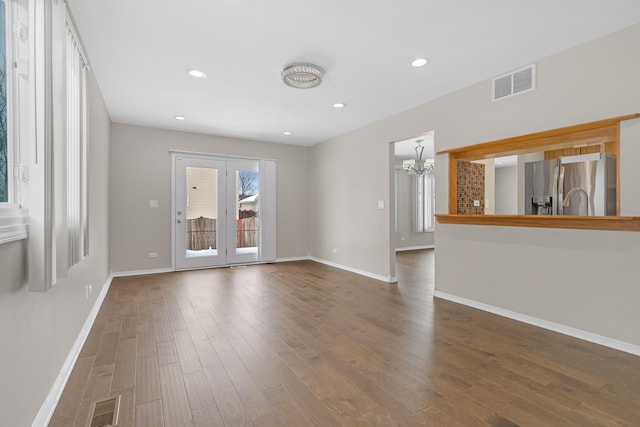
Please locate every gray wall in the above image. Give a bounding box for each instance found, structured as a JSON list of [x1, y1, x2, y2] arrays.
[[495, 166, 518, 215], [0, 71, 111, 427], [311, 23, 640, 346], [395, 168, 435, 250], [109, 124, 310, 272]]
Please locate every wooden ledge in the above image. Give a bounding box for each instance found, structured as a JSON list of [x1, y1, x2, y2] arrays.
[[435, 214, 640, 231]]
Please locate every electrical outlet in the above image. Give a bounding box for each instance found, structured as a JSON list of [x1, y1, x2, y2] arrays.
[[149, 252, 159, 258], [85, 284, 92, 300]]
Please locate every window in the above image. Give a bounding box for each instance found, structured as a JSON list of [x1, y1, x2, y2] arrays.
[[415, 173, 435, 232], [27, 1, 89, 290], [0, 0, 28, 245], [63, 12, 89, 267]]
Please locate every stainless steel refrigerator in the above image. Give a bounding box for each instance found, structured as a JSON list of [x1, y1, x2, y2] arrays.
[[524, 153, 616, 216]]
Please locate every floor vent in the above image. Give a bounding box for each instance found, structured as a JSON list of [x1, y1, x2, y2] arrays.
[[88, 396, 120, 427], [492, 64, 536, 101]]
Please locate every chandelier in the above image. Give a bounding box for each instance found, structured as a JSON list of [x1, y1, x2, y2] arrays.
[[402, 140, 434, 176], [282, 63, 324, 89]]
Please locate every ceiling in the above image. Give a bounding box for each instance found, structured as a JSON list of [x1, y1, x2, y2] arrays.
[[395, 132, 434, 161], [66, 0, 640, 147]]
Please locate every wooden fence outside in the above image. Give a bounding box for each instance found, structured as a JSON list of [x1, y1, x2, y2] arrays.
[[186, 216, 259, 250]]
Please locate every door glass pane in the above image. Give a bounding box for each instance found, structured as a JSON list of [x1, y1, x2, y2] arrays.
[[185, 167, 218, 258], [236, 170, 259, 254]]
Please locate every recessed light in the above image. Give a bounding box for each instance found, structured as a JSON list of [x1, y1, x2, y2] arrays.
[[411, 58, 430, 67], [283, 131, 292, 135], [187, 69, 207, 78], [175, 115, 186, 121], [333, 102, 346, 109]]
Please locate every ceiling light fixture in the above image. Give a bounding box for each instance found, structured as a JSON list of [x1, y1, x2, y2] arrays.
[[188, 69, 207, 78], [411, 58, 430, 67], [402, 140, 434, 176], [175, 115, 186, 121], [333, 102, 346, 108], [283, 131, 292, 135], [282, 63, 324, 89]]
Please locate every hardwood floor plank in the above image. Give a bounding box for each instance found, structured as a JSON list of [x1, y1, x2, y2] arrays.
[[135, 399, 164, 427], [216, 349, 276, 420], [229, 336, 281, 391], [136, 329, 156, 358], [156, 340, 178, 366], [191, 404, 225, 427], [212, 385, 251, 427], [51, 250, 640, 427], [111, 337, 137, 392], [186, 319, 209, 343], [135, 372, 161, 404], [154, 317, 174, 344], [48, 355, 94, 426], [121, 315, 138, 340], [112, 386, 135, 427], [183, 370, 215, 411], [159, 363, 193, 427], [173, 328, 202, 374], [93, 332, 120, 367]]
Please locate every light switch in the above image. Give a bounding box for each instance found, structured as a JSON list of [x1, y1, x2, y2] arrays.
[[149, 200, 159, 208], [378, 200, 385, 210]]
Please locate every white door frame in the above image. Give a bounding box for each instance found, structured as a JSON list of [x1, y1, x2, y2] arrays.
[[171, 151, 277, 270]]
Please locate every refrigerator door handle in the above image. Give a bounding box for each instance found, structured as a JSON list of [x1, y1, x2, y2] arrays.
[[558, 165, 565, 215], [552, 166, 559, 215]]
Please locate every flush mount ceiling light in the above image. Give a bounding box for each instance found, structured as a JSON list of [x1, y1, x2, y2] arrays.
[[411, 58, 430, 67], [333, 102, 346, 109], [282, 63, 324, 89], [283, 131, 292, 135], [175, 115, 186, 121], [188, 69, 207, 78]]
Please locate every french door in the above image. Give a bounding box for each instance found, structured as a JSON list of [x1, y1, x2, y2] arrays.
[[173, 153, 276, 270]]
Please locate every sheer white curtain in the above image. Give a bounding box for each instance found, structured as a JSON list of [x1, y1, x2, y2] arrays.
[[413, 173, 435, 232], [64, 13, 89, 268]]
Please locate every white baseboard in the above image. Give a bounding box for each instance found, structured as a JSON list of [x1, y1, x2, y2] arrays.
[[395, 245, 435, 252], [310, 257, 395, 283], [275, 256, 311, 263], [112, 267, 174, 277], [32, 274, 114, 427], [434, 290, 640, 357]]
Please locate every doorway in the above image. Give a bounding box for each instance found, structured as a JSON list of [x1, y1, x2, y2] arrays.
[[393, 133, 436, 252], [172, 153, 276, 270]]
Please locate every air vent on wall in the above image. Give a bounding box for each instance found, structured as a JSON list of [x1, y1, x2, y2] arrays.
[[492, 64, 536, 101]]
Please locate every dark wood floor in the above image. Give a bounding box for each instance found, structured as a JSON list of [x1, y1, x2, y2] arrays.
[[50, 249, 640, 426]]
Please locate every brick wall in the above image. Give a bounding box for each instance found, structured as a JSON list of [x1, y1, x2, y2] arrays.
[[457, 160, 485, 214]]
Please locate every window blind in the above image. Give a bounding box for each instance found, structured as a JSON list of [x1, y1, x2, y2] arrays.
[[65, 14, 88, 268]]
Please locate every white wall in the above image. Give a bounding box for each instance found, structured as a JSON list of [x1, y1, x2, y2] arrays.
[[311, 23, 640, 347], [109, 124, 310, 272], [433, 25, 640, 348], [477, 159, 495, 214], [395, 168, 435, 250], [495, 166, 518, 215], [0, 71, 111, 427]]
